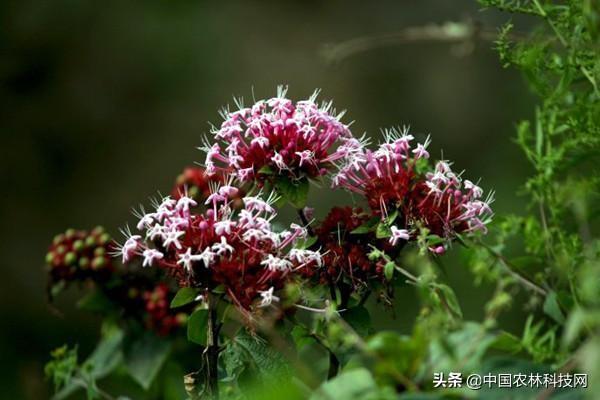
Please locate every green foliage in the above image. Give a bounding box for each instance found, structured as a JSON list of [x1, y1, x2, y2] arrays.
[[274, 177, 310, 208], [123, 332, 172, 390], [170, 287, 200, 308], [44, 2, 600, 398], [45, 345, 78, 394], [187, 308, 209, 345]]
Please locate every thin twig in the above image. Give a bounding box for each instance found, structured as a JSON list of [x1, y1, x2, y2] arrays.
[[480, 242, 548, 296], [321, 21, 527, 63]]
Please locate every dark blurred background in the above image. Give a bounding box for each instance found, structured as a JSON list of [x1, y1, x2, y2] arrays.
[[0, 0, 535, 398]]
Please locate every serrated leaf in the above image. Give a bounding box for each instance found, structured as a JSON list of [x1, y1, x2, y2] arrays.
[[170, 287, 199, 308], [274, 178, 309, 208], [124, 332, 172, 390], [232, 330, 291, 381], [187, 309, 208, 345]]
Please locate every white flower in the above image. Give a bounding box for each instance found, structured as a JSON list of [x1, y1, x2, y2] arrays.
[[205, 192, 226, 205], [296, 150, 315, 167], [258, 287, 280, 308], [198, 247, 216, 268], [136, 213, 155, 231], [177, 247, 204, 273], [464, 180, 483, 199], [271, 151, 287, 170], [260, 254, 292, 271], [412, 143, 430, 159], [142, 249, 164, 267], [425, 180, 442, 195], [163, 230, 185, 250], [147, 224, 166, 241], [289, 249, 322, 266], [218, 185, 239, 197], [389, 226, 410, 246], [250, 136, 270, 149], [176, 196, 198, 212], [243, 195, 275, 214], [211, 236, 234, 256], [237, 167, 254, 181], [214, 220, 236, 235], [121, 235, 141, 263]]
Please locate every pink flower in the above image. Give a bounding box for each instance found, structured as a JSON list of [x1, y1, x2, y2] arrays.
[[201, 86, 353, 183]]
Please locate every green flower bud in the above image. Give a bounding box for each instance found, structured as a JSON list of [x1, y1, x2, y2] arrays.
[[99, 233, 111, 245], [91, 257, 106, 270], [79, 257, 90, 269], [64, 252, 77, 266], [45, 252, 55, 264], [53, 234, 65, 245], [73, 240, 85, 252]]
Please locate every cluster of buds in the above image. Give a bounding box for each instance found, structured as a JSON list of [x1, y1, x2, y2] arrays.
[[332, 127, 493, 252], [142, 283, 187, 336], [45, 227, 113, 282], [301, 207, 390, 285], [119, 179, 322, 310], [201, 87, 356, 184]]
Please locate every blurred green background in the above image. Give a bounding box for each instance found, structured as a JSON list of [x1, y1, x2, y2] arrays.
[[1, 0, 536, 398]]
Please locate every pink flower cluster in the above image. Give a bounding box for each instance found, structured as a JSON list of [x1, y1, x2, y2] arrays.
[[332, 127, 494, 250], [118, 180, 321, 309], [202, 87, 355, 183]]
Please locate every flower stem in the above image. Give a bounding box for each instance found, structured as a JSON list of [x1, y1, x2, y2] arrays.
[[205, 294, 220, 399]]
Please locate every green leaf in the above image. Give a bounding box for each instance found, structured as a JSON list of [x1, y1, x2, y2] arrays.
[[291, 325, 315, 351], [383, 209, 398, 226], [230, 330, 291, 382], [343, 306, 371, 337], [543, 291, 565, 324], [432, 283, 462, 319], [375, 223, 392, 239], [310, 368, 388, 400], [384, 262, 395, 281], [274, 177, 309, 208], [187, 309, 208, 345], [170, 287, 199, 308], [490, 331, 523, 354], [52, 327, 124, 400], [351, 216, 379, 234], [50, 280, 66, 299], [124, 332, 172, 390], [77, 290, 114, 313], [367, 331, 426, 378], [296, 235, 318, 249], [257, 165, 275, 175]]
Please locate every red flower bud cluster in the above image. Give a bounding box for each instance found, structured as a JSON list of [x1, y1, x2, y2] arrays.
[[142, 283, 187, 336], [301, 207, 387, 286]]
